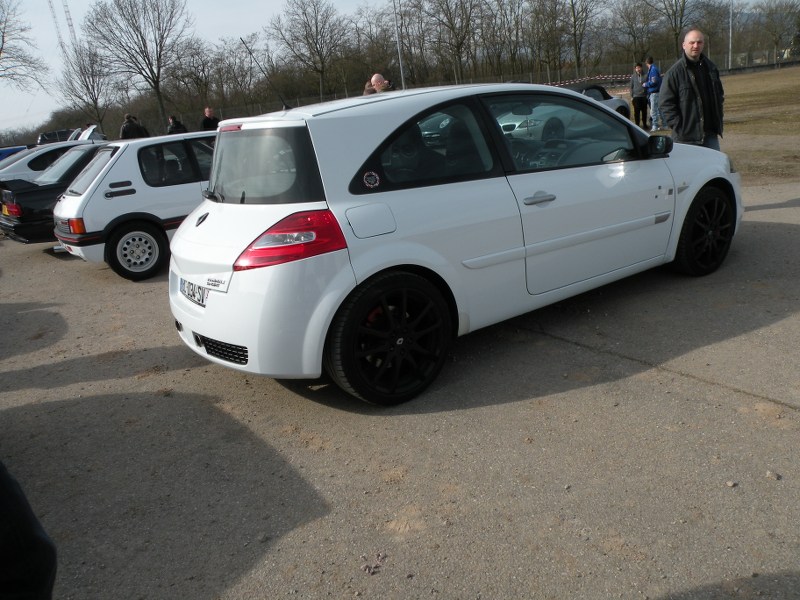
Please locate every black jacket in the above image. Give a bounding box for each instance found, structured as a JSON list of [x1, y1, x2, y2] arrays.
[[659, 53, 724, 144], [168, 120, 188, 134]]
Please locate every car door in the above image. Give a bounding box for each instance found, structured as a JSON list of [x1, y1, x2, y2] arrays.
[[481, 93, 675, 296], [347, 101, 526, 332]]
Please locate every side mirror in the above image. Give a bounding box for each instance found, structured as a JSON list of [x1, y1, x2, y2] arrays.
[[648, 134, 673, 156]]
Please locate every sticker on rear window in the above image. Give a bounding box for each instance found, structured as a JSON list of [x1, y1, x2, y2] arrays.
[[363, 171, 380, 189]]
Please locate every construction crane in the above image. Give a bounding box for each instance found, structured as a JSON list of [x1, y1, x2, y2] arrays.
[[62, 0, 79, 46], [46, 0, 79, 55], [46, 0, 69, 56]]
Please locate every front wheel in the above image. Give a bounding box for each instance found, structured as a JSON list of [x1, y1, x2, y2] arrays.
[[324, 272, 452, 405], [106, 221, 168, 281], [672, 186, 735, 276]]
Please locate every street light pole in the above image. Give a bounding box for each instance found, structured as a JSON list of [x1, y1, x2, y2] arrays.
[[392, 0, 407, 89], [728, 0, 733, 70]]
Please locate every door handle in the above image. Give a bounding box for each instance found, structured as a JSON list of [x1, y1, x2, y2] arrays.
[[523, 191, 556, 205]]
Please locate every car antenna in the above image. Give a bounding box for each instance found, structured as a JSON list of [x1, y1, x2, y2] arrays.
[[240, 38, 292, 111]]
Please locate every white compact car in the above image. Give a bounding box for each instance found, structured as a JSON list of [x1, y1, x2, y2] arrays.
[[169, 83, 742, 405], [54, 132, 215, 280]]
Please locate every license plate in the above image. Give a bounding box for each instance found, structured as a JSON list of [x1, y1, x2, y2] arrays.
[[180, 278, 209, 307]]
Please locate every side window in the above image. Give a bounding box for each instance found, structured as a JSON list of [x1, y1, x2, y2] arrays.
[[28, 147, 69, 171], [139, 141, 195, 187], [352, 102, 496, 193], [483, 94, 635, 172], [189, 138, 215, 180]]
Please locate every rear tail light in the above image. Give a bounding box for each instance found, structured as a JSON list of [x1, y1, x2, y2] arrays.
[[68, 218, 87, 234], [233, 210, 347, 271], [4, 203, 23, 217]]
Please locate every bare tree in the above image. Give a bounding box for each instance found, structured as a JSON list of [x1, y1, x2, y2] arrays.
[[0, 0, 48, 89], [526, 0, 569, 82], [564, 0, 606, 77], [59, 40, 118, 132], [84, 0, 193, 133], [643, 0, 699, 56], [350, 5, 400, 86], [754, 0, 800, 62], [168, 36, 217, 109], [268, 0, 348, 100], [612, 0, 660, 62], [478, 0, 529, 78], [424, 0, 481, 83]]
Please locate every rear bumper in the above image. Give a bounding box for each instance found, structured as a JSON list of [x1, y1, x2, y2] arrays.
[[0, 215, 56, 243]]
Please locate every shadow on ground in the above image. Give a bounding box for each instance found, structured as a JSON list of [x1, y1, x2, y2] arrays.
[[1, 392, 329, 599]]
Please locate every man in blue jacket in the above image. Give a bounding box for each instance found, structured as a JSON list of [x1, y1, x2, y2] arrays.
[[644, 56, 663, 131], [659, 29, 724, 150]]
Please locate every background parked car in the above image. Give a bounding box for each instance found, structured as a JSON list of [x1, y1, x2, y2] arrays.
[[54, 131, 216, 280], [36, 129, 76, 145], [0, 142, 107, 243], [0, 140, 92, 183], [563, 83, 630, 118], [168, 83, 742, 406], [0, 146, 28, 161]]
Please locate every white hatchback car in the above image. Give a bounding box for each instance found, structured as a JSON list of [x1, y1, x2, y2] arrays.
[[54, 132, 215, 280], [169, 83, 742, 405]]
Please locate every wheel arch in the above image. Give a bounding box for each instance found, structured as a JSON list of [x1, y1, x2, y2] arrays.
[[339, 264, 460, 340], [667, 175, 740, 261], [102, 212, 170, 243]]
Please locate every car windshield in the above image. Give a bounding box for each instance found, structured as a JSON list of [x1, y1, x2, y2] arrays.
[[65, 147, 118, 196], [209, 126, 325, 205], [34, 145, 94, 185]]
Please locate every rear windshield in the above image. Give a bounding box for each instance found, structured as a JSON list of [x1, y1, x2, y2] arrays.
[[65, 147, 118, 196], [208, 126, 325, 205], [35, 145, 95, 185]]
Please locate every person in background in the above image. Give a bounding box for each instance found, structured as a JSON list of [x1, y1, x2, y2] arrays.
[[630, 62, 649, 129], [644, 56, 663, 131], [363, 73, 395, 95], [167, 115, 188, 134], [119, 114, 149, 139], [659, 28, 724, 150], [200, 107, 220, 131]]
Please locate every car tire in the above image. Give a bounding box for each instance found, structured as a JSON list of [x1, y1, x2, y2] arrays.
[[106, 221, 168, 281], [672, 185, 735, 276], [616, 107, 630, 118], [324, 271, 452, 405]]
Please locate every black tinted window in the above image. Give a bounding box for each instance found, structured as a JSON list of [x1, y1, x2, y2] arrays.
[[139, 141, 198, 187], [28, 147, 70, 171], [352, 102, 497, 193]]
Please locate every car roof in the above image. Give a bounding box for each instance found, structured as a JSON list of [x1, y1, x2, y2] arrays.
[[104, 130, 216, 150], [221, 83, 587, 126]]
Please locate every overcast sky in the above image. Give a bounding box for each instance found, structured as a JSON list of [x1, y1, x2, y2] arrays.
[[1, 0, 364, 132]]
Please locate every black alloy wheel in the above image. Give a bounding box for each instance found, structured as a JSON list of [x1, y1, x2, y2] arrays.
[[324, 272, 452, 405], [673, 186, 735, 276]]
